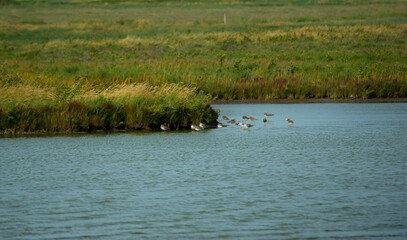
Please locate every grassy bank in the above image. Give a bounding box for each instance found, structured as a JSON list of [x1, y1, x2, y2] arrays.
[[1, 0, 407, 133], [0, 83, 217, 134]]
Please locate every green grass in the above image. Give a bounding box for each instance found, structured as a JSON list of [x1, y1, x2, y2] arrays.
[[1, 0, 407, 133], [0, 83, 217, 134]]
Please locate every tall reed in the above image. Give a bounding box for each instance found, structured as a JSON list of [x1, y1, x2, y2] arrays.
[[0, 83, 218, 134]]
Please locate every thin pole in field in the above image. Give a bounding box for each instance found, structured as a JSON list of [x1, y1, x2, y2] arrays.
[[224, 13, 226, 24]]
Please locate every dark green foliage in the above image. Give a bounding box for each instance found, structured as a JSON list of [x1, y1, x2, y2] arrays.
[[0, 100, 218, 134], [0, 0, 15, 6]]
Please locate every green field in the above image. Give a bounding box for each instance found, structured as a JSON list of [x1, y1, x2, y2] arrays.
[[1, 0, 407, 133]]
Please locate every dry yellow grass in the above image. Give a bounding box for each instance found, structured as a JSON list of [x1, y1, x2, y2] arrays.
[[27, 23, 405, 52], [0, 85, 56, 108]]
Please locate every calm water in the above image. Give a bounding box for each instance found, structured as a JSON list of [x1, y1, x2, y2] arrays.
[[1, 103, 407, 239]]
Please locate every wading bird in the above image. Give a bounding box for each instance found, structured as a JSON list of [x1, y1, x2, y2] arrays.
[[242, 116, 249, 121], [249, 117, 257, 121], [236, 121, 253, 128], [160, 124, 170, 131], [236, 121, 245, 127], [217, 123, 227, 128], [264, 113, 274, 117], [191, 124, 203, 131], [228, 119, 236, 124], [199, 122, 208, 129], [286, 118, 294, 125], [222, 116, 230, 121]]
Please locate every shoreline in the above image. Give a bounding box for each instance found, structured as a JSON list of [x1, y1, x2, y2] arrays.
[[1, 98, 406, 137], [0, 126, 212, 137], [0, 129, 155, 138], [211, 98, 407, 104]]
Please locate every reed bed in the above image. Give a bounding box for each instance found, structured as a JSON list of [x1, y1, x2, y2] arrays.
[[0, 82, 217, 134]]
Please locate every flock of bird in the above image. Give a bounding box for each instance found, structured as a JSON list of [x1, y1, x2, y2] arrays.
[[160, 113, 294, 131], [216, 113, 294, 129]]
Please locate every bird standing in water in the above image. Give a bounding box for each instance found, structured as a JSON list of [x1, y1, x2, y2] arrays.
[[191, 124, 203, 131], [286, 118, 294, 125], [160, 124, 170, 131], [199, 122, 208, 129], [217, 123, 227, 128], [236, 121, 253, 129], [228, 119, 236, 124], [236, 121, 245, 127]]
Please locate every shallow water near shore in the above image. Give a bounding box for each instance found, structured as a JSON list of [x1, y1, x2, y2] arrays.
[[1, 103, 407, 239]]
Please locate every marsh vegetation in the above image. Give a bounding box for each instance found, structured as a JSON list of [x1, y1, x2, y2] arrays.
[[0, 0, 406, 133]]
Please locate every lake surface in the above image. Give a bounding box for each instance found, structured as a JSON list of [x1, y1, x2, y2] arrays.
[[1, 103, 407, 239]]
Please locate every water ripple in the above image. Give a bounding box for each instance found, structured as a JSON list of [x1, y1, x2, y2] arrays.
[[1, 103, 407, 239]]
